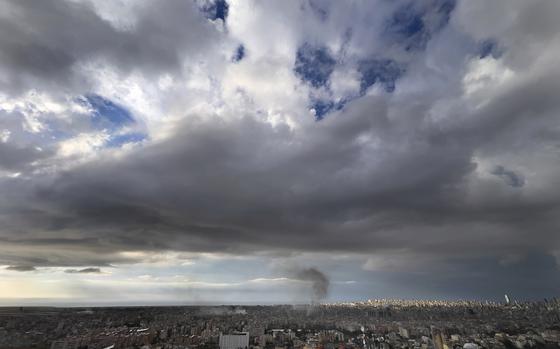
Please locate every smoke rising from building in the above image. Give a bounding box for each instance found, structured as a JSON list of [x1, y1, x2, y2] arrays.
[[292, 267, 330, 302]]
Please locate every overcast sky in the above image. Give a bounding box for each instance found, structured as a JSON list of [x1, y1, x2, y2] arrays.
[[0, 0, 560, 305]]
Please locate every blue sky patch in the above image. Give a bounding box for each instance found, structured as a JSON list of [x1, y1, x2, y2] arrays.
[[85, 94, 135, 131], [358, 59, 404, 93], [106, 132, 147, 148], [232, 44, 245, 62], [433, 0, 456, 30], [386, 0, 456, 51], [391, 6, 424, 38], [479, 39, 502, 59], [295, 44, 337, 88], [311, 99, 334, 120], [200, 0, 229, 22], [387, 4, 427, 51], [310, 59, 402, 120], [311, 98, 346, 120]]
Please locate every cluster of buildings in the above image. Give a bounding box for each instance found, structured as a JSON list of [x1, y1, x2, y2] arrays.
[[1, 299, 560, 349]]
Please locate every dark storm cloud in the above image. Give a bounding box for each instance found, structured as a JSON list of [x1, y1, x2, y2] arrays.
[[0, 101, 471, 264], [368, 253, 560, 301], [0, 111, 58, 172], [65, 267, 102, 274], [0, 142, 48, 171], [5, 265, 36, 272], [0, 86, 557, 267], [0, 91, 542, 266]]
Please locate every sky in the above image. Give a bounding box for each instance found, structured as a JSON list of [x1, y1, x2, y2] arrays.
[[0, 0, 560, 305]]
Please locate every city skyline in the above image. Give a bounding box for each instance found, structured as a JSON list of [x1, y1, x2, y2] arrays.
[[1, 0, 560, 305]]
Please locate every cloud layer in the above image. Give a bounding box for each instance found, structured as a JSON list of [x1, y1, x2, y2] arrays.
[[0, 0, 560, 301]]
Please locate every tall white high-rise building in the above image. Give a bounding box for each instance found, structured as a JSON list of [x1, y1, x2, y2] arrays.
[[219, 332, 249, 349]]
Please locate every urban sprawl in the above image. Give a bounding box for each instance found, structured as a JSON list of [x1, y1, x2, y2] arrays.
[[2, 299, 560, 349]]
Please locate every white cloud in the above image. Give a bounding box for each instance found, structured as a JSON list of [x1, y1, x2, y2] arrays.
[[463, 56, 514, 98], [0, 129, 10, 143], [58, 131, 110, 157]]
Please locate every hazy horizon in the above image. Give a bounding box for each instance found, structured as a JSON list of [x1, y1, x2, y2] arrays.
[[0, 296, 521, 308]]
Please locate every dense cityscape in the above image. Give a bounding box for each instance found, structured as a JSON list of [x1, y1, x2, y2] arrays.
[[2, 299, 560, 349]]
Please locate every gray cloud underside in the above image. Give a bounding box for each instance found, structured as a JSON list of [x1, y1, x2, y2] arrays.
[[2, 79, 559, 266], [5, 265, 36, 272], [64, 267, 102, 274], [0, 0, 559, 289], [0, 0, 219, 95]]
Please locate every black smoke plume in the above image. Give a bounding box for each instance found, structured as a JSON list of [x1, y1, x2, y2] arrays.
[[293, 267, 330, 302]]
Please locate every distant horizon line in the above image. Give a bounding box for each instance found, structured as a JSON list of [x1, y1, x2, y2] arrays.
[[0, 297, 553, 308]]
